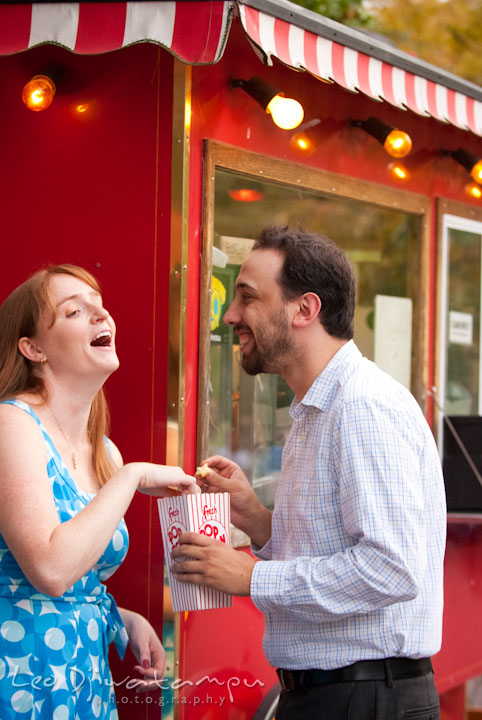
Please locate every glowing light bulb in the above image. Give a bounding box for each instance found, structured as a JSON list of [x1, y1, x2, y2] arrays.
[[384, 129, 412, 158], [290, 131, 316, 156], [76, 104, 88, 113], [389, 161, 410, 181], [266, 94, 304, 130], [470, 161, 482, 183], [228, 189, 264, 202], [466, 182, 482, 199], [22, 75, 56, 112]]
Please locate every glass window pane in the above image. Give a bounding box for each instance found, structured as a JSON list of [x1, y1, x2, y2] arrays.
[[445, 228, 481, 416], [208, 169, 423, 509]]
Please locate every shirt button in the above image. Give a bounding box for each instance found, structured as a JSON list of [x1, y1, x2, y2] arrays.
[[298, 434, 307, 443]]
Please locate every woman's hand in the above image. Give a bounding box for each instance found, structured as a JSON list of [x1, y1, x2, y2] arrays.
[[119, 609, 167, 690], [124, 462, 200, 496]]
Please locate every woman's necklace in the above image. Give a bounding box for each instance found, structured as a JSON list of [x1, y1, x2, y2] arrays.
[[48, 407, 79, 470]]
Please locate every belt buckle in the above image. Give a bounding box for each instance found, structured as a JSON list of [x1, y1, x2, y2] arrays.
[[277, 669, 297, 692]]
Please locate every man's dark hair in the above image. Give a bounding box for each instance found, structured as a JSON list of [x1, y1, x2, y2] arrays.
[[252, 226, 355, 340]]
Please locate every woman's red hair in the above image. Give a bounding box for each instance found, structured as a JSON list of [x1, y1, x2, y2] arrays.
[[0, 264, 115, 485]]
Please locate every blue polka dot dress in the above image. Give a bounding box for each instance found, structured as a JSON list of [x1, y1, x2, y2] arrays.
[[0, 400, 130, 719]]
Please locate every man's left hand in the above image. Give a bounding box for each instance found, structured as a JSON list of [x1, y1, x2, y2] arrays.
[[170, 533, 256, 596]]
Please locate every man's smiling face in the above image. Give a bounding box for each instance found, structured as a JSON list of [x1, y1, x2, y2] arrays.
[[223, 249, 296, 376]]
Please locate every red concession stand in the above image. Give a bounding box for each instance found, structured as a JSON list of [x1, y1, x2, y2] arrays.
[[1, 2, 482, 719]]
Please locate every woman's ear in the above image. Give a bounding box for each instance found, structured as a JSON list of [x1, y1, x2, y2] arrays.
[[18, 337, 45, 364], [292, 292, 322, 328]]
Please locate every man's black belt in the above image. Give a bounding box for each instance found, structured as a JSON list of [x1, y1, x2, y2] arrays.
[[277, 657, 433, 692]]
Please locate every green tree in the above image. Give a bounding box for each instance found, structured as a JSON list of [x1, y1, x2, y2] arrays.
[[290, 0, 370, 26], [368, 0, 482, 86], [292, 0, 482, 86]]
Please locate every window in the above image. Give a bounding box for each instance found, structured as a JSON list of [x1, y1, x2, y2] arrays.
[[438, 214, 482, 433], [199, 143, 430, 514], [437, 209, 482, 514]]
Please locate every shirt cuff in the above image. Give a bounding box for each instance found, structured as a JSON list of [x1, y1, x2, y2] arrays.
[[250, 558, 288, 612], [251, 536, 272, 560]]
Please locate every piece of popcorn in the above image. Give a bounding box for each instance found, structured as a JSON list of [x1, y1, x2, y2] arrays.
[[196, 462, 211, 478]]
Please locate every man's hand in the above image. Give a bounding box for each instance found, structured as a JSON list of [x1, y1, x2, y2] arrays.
[[170, 532, 257, 596], [196, 455, 272, 547]]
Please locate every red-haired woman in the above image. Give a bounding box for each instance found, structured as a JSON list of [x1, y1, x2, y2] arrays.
[[0, 265, 199, 719]]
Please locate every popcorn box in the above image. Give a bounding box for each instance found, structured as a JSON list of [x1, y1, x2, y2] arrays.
[[158, 492, 232, 611]]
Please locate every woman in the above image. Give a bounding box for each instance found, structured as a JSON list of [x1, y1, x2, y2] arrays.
[[0, 264, 199, 719]]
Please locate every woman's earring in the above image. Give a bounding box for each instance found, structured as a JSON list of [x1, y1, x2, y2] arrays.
[[40, 357, 47, 365]]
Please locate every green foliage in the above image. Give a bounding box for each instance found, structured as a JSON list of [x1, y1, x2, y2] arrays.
[[368, 0, 482, 86], [291, 0, 482, 86], [289, 0, 370, 26]]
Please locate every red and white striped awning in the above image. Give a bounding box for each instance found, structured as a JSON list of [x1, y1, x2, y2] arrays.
[[239, 2, 482, 137], [0, 1, 232, 63], [1, 0, 482, 137]]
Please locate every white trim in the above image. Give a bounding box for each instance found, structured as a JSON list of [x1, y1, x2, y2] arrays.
[[391, 66, 407, 109], [455, 91, 469, 131], [438, 214, 482, 454], [315, 35, 333, 81], [258, 10, 276, 59], [480, 247, 482, 417], [367, 56, 384, 101], [123, 1, 176, 48], [30, 3, 79, 49], [414, 75, 429, 116], [343, 46, 359, 92], [288, 23, 306, 69], [438, 216, 450, 455], [214, 1, 233, 62], [474, 101, 482, 136], [435, 83, 449, 124]]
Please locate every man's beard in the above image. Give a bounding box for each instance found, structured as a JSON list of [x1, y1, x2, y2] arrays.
[[240, 307, 294, 376]]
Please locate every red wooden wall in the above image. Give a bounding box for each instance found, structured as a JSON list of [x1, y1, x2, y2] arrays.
[[0, 41, 173, 719]]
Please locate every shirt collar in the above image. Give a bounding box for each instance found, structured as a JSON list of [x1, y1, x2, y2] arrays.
[[290, 340, 361, 417]]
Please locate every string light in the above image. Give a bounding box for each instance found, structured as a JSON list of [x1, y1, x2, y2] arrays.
[[351, 117, 412, 158], [266, 95, 304, 130], [441, 148, 482, 185], [290, 119, 321, 156], [384, 129, 413, 158], [228, 189, 264, 202], [466, 182, 482, 199], [389, 161, 410, 181], [230, 76, 304, 130], [22, 75, 56, 112]]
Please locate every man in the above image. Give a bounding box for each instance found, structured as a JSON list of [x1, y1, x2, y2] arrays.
[[171, 226, 447, 720]]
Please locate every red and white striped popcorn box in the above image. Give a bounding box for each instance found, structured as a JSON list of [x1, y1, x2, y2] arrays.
[[158, 492, 232, 611]]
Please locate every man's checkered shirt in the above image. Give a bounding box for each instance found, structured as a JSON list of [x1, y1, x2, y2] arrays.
[[251, 341, 446, 670]]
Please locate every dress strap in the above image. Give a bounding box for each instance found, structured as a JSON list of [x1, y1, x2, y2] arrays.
[[0, 399, 91, 505], [0, 398, 43, 425]]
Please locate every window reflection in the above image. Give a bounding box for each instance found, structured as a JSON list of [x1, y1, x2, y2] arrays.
[[208, 169, 422, 508], [445, 228, 481, 416]]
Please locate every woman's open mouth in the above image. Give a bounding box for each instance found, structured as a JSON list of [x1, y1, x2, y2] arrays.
[[90, 330, 113, 348]]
